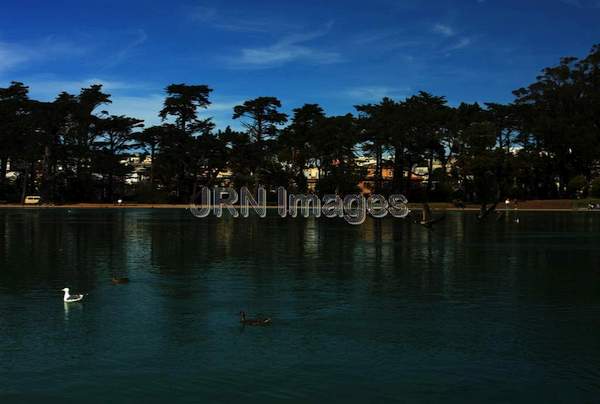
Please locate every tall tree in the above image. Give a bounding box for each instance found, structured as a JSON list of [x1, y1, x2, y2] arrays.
[[232, 97, 288, 186], [513, 44, 600, 196], [233, 97, 288, 144], [159, 83, 214, 134], [279, 104, 325, 191], [0, 82, 30, 191], [355, 98, 398, 193], [312, 114, 361, 195], [136, 125, 166, 188], [220, 126, 257, 188], [158, 84, 215, 200], [402, 91, 451, 199], [58, 85, 112, 200], [94, 114, 144, 201]]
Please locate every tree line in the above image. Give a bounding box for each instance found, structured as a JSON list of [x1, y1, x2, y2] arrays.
[[1, 44, 600, 204]]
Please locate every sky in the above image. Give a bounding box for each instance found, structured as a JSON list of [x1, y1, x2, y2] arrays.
[[1, 0, 599, 129]]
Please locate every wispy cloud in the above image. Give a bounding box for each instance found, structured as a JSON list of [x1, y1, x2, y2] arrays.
[[559, 0, 600, 8], [433, 23, 455, 37], [225, 23, 341, 68], [102, 29, 148, 69], [190, 6, 218, 22], [431, 22, 475, 55], [108, 94, 164, 125], [188, 5, 339, 67], [208, 100, 240, 112], [0, 36, 86, 75], [188, 5, 290, 33], [345, 86, 409, 101], [0, 42, 29, 73], [445, 37, 473, 51], [207, 99, 244, 129], [353, 30, 398, 45], [37, 36, 88, 58], [352, 30, 424, 51]]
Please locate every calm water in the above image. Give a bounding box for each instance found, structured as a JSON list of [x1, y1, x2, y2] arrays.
[[1, 209, 599, 403]]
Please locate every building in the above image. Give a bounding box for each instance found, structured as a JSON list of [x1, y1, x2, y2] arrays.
[[120, 155, 152, 185], [355, 157, 394, 194], [303, 166, 320, 192]]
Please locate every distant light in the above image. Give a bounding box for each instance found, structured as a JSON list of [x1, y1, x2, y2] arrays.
[[117, 199, 123, 204]]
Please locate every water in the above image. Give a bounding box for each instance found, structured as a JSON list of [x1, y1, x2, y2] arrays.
[[1, 209, 599, 403]]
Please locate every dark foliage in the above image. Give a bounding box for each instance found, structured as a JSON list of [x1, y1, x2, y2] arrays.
[[1, 45, 599, 204]]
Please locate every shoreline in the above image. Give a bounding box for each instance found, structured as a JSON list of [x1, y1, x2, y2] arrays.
[[0, 200, 597, 212]]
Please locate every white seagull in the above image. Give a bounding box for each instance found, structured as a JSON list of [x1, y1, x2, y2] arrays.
[[62, 288, 84, 303]]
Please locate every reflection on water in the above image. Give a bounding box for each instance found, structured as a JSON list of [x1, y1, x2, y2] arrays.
[[63, 300, 83, 322], [1, 209, 600, 402]]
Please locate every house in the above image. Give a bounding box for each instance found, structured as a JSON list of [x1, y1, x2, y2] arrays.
[[120, 155, 152, 185], [355, 157, 394, 194], [303, 166, 320, 192]]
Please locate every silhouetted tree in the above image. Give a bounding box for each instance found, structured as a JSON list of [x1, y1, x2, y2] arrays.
[[402, 92, 451, 199], [1, 43, 599, 204], [514, 44, 600, 196], [279, 103, 326, 191], [159, 84, 214, 134], [312, 114, 362, 194], [233, 97, 288, 144], [94, 114, 144, 201], [0, 82, 30, 200], [158, 84, 215, 200], [232, 97, 288, 186], [355, 98, 398, 193], [136, 125, 166, 189]]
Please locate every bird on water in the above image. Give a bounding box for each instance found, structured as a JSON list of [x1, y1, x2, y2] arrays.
[[477, 201, 499, 221], [239, 311, 271, 326], [62, 288, 84, 303], [111, 277, 129, 285], [419, 203, 446, 229]]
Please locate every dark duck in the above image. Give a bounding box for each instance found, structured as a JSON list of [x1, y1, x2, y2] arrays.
[[239, 311, 271, 326]]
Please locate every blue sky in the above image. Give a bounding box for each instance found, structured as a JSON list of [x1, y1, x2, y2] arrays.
[[1, 0, 599, 129]]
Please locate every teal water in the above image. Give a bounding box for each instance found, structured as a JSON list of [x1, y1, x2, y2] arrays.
[[1, 209, 599, 403]]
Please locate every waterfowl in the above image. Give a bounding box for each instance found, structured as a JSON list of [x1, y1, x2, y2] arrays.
[[62, 288, 84, 303], [239, 311, 271, 326], [477, 201, 499, 221], [111, 277, 130, 285], [419, 203, 445, 229]]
